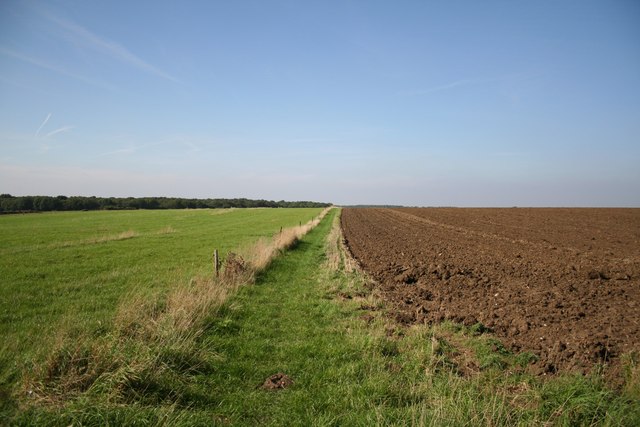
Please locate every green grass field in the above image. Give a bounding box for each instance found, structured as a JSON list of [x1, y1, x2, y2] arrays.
[[2, 208, 639, 425], [0, 208, 322, 407]]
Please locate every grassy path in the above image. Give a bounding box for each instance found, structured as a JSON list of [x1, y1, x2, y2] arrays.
[[199, 208, 408, 425]]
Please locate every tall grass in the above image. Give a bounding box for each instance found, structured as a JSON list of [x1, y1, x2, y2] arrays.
[[20, 208, 331, 409], [243, 208, 329, 272]]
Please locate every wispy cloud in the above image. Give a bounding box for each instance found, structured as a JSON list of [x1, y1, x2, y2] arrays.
[[98, 147, 137, 157], [414, 79, 476, 95], [45, 126, 74, 138], [492, 151, 529, 157], [35, 113, 51, 137], [40, 10, 180, 84], [401, 72, 545, 98], [401, 77, 501, 96], [0, 46, 117, 90], [30, 112, 74, 140]]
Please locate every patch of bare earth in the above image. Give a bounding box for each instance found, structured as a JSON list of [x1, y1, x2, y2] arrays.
[[341, 207, 640, 378], [261, 373, 293, 390]]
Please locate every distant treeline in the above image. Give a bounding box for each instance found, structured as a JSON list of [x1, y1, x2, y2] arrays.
[[0, 194, 331, 213]]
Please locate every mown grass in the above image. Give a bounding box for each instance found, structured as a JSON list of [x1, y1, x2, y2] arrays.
[[0, 207, 322, 418], [4, 208, 639, 425]]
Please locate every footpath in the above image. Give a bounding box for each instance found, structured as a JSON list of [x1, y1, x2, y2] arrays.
[[198, 209, 422, 425]]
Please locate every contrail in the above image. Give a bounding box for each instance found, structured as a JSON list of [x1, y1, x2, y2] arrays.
[[45, 126, 74, 138], [39, 10, 180, 84], [35, 113, 51, 137], [0, 46, 119, 91]]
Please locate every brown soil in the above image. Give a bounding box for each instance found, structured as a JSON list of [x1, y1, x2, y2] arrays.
[[341, 207, 640, 376], [261, 373, 293, 390]]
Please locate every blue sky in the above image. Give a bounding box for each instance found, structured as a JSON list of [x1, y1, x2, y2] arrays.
[[1, 0, 639, 206]]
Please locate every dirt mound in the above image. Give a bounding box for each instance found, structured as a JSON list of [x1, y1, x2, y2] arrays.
[[261, 373, 293, 390], [341, 208, 640, 376]]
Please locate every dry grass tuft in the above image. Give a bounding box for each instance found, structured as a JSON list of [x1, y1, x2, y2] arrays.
[[324, 213, 342, 272], [53, 230, 140, 249], [156, 226, 176, 235], [246, 208, 331, 271], [621, 352, 640, 399], [26, 329, 122, 405], [163, 277, 233, 336], [324, 209, 358, 273], [210, 208, 236, 215], [91, 230, 138, 244]]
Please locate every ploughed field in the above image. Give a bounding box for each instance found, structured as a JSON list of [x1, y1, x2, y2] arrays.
[[341, 207, 640, 375]]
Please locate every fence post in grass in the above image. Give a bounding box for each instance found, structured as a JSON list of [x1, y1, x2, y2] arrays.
[[213, 249, 219, 278]]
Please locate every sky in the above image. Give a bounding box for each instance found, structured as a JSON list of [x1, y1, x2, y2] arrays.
[[1, 0, 639, 206]]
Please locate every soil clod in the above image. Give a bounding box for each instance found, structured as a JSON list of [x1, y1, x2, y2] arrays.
[[261, 373, 293, 390]]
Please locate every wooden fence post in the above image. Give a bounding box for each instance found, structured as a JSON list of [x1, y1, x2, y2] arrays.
[[213, 249, 219, 278]]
